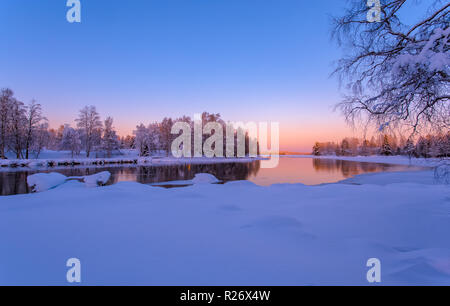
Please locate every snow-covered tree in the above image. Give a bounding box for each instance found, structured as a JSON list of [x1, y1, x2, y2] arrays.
[[0, 88, 13, 159], [133, 124, 150, 156], [380, 135, 393, 156], [340, 139, 351, 156], [332, 0, 449, 133], [147, 122, 161, 154], [75, 106, 102, 157], [159, 117, 173, 156], [416, 136, 430, 158], [360, 139, 371, 156], [8, 99, 26, 159], [102, 117, 120, 158], [120, 135, 135, 149], [32, 123, 50, 158], [61, 125, 81, 158], [24, 100, 46, 159], [312, 142, 321, 156], [402, 138, 416, 159]]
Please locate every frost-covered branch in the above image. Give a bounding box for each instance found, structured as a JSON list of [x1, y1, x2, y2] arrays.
[[332, 0, 449, 135]]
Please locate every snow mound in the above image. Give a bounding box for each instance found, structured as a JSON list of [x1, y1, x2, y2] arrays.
[[191, 173, 220, 184], [27, 173, 67, 193], [83, 171, 111, 187], [26, 171, 111, 193]]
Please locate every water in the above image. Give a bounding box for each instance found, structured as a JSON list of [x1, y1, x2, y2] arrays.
[[0, 157, 425, 196]]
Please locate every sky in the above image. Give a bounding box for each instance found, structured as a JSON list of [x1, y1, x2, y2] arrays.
[[0, 0, 430, 152]]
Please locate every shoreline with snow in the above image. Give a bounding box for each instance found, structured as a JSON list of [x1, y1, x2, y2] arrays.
[[1, 167, 448, 285], [0, 155, 265, 170], [282, 154, 444, 168]]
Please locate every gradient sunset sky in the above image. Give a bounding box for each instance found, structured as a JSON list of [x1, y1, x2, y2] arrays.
[[0, 0, 427, 151]]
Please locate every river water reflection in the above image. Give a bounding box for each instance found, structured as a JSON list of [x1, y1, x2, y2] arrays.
[[0, 157, 425, 196]]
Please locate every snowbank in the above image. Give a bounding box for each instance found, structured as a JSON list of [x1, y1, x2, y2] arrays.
[[26, 171, 112, 192], [82, 171, 111, 187], [26, 173, 67, 193], [339, 170, 439, 185], [287, 155, 443, 167], [0, 154, 262, 169], [152, 173, 221, 186], [2, 171, 449, 285], [191, 173, 220, 184]]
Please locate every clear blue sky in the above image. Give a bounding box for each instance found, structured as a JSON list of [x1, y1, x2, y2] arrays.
[[0, 0, 427, 151]]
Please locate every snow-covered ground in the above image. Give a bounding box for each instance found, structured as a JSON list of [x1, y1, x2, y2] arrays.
[[287, 154, 445, 167], [0, 163, 449, 285]]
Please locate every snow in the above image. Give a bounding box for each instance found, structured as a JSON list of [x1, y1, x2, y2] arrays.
[[26, 173, 67, 193], [393, 27, 450, 74], [0, 149, 263, 169], [1, 168, 449, 285], [339, 170, 438, 186], [285, 154, 442, 167], [151, 173, 221, 187], [191, 173, 220, 184], [80, 171, 111, 187], [27, 171, 112, 192]]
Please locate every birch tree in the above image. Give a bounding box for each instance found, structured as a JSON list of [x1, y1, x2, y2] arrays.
[[332, 0, 449, 134], [8, 99, 26, 159], [75, 106, 102, 157], [24, 100, 46, 159], [102, 117, 120, 158], [0, 88, 13, 159], [61, 125, 81, 158]]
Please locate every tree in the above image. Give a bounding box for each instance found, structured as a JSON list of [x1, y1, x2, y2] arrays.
[[0, 88, 13, 159], [33, 123, 50, 158], [403, 138, 416, 159], [332, 0, 449, 134], [120, 135, 135, 149], [133, 124, 150, 156], [61, 125, 81, 158], [75, 106, 102, 157], [159, 117, 173, 156], [102, 117, 120, 158], [340, 139, 351, 156], [312, 142, 321, 156], [380, 135, 393, 156], [8, 99, 26, 159], [24, 100, 46, 159], [147, 122, 161, 154]]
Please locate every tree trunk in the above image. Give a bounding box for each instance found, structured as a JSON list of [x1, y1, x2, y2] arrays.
[[25, 139, 30, 159]]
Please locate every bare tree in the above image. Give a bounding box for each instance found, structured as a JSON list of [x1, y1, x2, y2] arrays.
[[24, 100, 46, 159], [0, 88, 13, 159], [61, 125, 81, 158], [102, 117, 120, 158], [159, 117, 173, 156], [33, 122, 50, 158], [8, 99, 26, 159], [332, 0, 449, 134], [75, 106, 102, 157]]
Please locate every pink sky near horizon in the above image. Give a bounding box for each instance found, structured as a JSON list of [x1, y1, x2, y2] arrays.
[[1, 0, 431, 153]]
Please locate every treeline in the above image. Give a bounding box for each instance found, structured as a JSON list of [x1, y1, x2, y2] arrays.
[[0, 88, 121, 159], [312, 134, 450, 158], [129, 112, 258, 157], [0, 88, 257, 160]]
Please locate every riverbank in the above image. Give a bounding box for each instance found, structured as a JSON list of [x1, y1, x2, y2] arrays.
[[285, 154, 445, 167], [0, 149, 263, 169], [0, 167, 448, 285]]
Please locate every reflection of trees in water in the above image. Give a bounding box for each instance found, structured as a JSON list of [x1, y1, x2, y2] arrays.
[[0, 171, 30, 196], [312, 159, 390, 178], [0, 161, 261, 196], [132, 161, 261, 184]]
